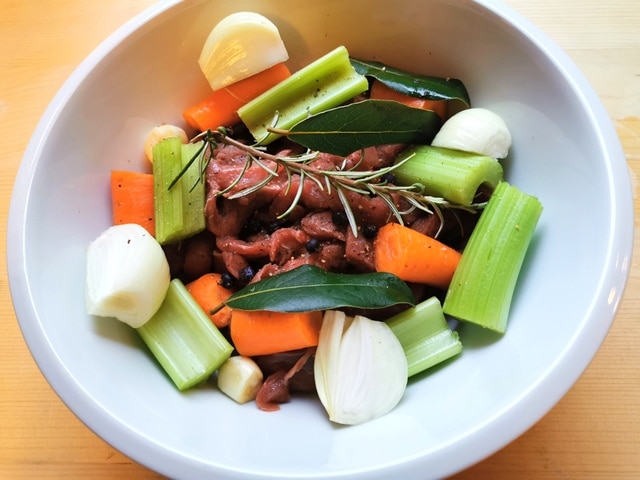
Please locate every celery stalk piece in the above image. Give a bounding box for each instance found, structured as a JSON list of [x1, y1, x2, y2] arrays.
[[386, 296, 462, 377], [392, 145, 504, 205], [153, 137, 206, 245], [237, 45, 369, 145], [442, 182, 543, 333], [137, 279, 233, 391]]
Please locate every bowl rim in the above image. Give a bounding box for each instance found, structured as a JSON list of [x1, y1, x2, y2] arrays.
[[6, 0, 634, 478]]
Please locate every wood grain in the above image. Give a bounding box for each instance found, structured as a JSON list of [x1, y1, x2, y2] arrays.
[[1, 1, 638, 478]]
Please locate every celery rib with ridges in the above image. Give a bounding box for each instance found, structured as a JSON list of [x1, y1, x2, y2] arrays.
[[386, 296, 462, 377], [153, 137, 206, 245], [238, 45, 369, 145], [442, 181, 543, 333], [137, 279, 233, 390], [392, 145, 504, 205]]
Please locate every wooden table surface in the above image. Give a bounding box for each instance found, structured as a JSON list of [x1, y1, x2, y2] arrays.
[[1, 1, 638, 478]]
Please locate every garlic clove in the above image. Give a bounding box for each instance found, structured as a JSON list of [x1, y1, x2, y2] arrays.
[[198, 12, 289, 91], [86, 223, 170, 328], [143, 125, 188, 163], [431, 107, 512, 159], [314, 311, 408, 425], [217, 356, 264, 404]]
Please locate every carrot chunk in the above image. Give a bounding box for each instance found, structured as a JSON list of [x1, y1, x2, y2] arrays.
[[373, 223, 461, 290], [110, 170, 155, 236], [183, 62, 291, 132], [185, 273, 233, 328], [369, 79, 447, 120], [230, 309, 323, 357]]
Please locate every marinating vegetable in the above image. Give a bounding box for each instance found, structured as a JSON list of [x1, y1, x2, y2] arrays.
[[443, 182, 543, 333], [137, 279, 233, 390], [369, 79, 448, 119], [143, 124, 188, 163], [392, 145, 504, 206], [110, 170, 155, 236], [386, 296, 462, 377], [314, 311, 408, 425], [217, 356, 264, 404], [431, 107, 513, 159], [374, 223, 462, 290], [152, 137, 206, 245], [230, 309, 324, 357], [198, 11, 289, 90], [238, 45, 369, 144], [85, 223, 170, 328], [183, 62, 291, 132], [185, 273, 233, 328]]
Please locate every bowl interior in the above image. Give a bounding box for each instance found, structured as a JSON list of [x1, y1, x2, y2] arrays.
[[8, 0, 632, 479]]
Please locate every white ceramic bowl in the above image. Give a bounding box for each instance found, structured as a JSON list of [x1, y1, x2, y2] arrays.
[[7, 0, 633, 479]]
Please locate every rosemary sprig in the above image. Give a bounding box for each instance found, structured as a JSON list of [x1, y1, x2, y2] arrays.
[[180, 129, 483, 237]]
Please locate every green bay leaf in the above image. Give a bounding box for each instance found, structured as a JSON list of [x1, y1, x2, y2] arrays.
[[350, 58, 471, 105], [225, 265, 415, 312], [285, 99, 442, 156]]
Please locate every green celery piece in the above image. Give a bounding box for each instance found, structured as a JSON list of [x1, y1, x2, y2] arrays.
[[386, 296, 462, 377], [392, 145, 504, 205], [137, 279, 233, 390], [442, 182, 543, 333], [237, 45, 369, 145], [153, 138, 206, 245]]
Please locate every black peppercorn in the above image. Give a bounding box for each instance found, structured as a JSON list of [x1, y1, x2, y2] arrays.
[[332, 210, 349, 227], [380, 172, 396, 184], [362, 223, 379, 239], [238, 266, 256, 283], [306, 238, 321, 253], [219, 272, 235, 289], [264, 220, 281, 234]]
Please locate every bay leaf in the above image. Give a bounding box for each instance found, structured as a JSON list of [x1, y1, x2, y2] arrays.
[[350, 58, 471, 105], [225, 264, 415, 312], [285, 99, 442, 156]]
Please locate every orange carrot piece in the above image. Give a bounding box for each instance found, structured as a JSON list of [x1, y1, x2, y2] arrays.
[[230, 309, 323, 357], [369, 80, 447, 120], [185, 273, 233, 328], [373, 223, 461, 290], [183, 62, 291, 132], [110, 170, 155, 236]]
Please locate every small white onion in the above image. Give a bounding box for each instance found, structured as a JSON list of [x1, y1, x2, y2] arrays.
[[431, 107, 512, 159], [143, 124, 188, 163], [198, 12, 289, 91], [314, 311, 408, 425], [86, 223, 170, 328]]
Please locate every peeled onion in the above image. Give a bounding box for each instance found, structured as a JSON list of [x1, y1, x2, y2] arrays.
[[85, 223, 170, 328], [198, 12, 289, 91], [314, 311, 408, 425]]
